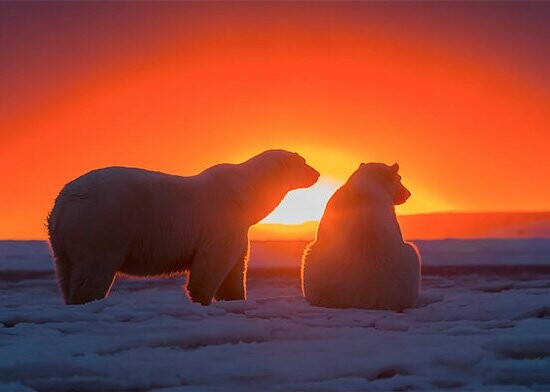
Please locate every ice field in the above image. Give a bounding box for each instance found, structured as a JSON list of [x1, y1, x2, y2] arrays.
[[1, 240, 549, 391]]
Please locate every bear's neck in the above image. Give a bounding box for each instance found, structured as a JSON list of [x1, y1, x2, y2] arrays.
[[246, 185, 289, 226]]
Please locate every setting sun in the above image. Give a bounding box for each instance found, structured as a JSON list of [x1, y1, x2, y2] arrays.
[[259, 145, 457, 226], [259, 161, 454, 227], [261, 176, 341, 225]]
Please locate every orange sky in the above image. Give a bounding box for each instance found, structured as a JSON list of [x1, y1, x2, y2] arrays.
[[1, 2, 549, 239]]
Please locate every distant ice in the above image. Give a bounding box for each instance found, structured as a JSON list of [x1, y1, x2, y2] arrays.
[[251, 238, 550, 268], [0, 241, 52, 272], [1, 240, 549, 390]]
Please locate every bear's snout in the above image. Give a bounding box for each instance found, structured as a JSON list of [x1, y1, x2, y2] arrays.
[[393, 184, 411, 205], [303, 165, 320, 187]]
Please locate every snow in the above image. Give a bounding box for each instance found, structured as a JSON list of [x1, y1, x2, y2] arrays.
[[1, 240, 549, 391]]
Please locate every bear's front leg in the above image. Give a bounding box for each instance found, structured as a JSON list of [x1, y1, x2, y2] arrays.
[[215, 244, 249, 301], [187, 234, 248, 305]]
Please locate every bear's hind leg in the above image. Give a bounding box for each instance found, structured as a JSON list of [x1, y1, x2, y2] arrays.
[[215, 245, 249, 301], [187, 235, 248, 305], [67, 259, 119, 305]]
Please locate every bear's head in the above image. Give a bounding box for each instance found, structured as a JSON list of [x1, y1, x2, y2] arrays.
[[280, 151, 320, 190], [241, 150, 319, 224], [248, 150, 320, 190], [347, 162, 411, 206]]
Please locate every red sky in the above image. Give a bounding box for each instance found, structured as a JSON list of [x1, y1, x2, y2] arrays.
[[1, 2, 549, 239]]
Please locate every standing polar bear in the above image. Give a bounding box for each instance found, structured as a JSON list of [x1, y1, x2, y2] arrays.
[[301, 163, 420, 311], [48, 150, 319, 305]]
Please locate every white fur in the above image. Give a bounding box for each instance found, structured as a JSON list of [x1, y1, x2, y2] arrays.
[[48, 150, 319, 305], [302, 163, 420, 311]]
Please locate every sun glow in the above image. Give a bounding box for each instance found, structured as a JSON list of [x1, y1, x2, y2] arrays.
[[261, 176, 342, 225], [258, 146, 453, 226], [1, 3, 548, 240], [257, 146, 358, 225], [259, 173, 453, 227], [395, 185, 454, 216]]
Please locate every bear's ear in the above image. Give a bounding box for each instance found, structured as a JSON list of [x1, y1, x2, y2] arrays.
[[391, 163, 399, 173]]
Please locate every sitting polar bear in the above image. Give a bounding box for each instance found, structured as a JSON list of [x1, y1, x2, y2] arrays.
[[48, 150, 319, 305], [301, 163, 420, 311]]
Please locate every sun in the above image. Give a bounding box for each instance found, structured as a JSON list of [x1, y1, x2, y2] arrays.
[[253, 145, 359, 225], [256, 145, 453, 227], [261, 176, 342, 225]]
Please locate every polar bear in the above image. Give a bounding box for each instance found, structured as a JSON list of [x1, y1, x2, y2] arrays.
[[301, 163, 420, 311], [48, 150, 319, 305]]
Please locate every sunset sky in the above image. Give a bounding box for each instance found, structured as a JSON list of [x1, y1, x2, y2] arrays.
[[1, 2, 549, 239]]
